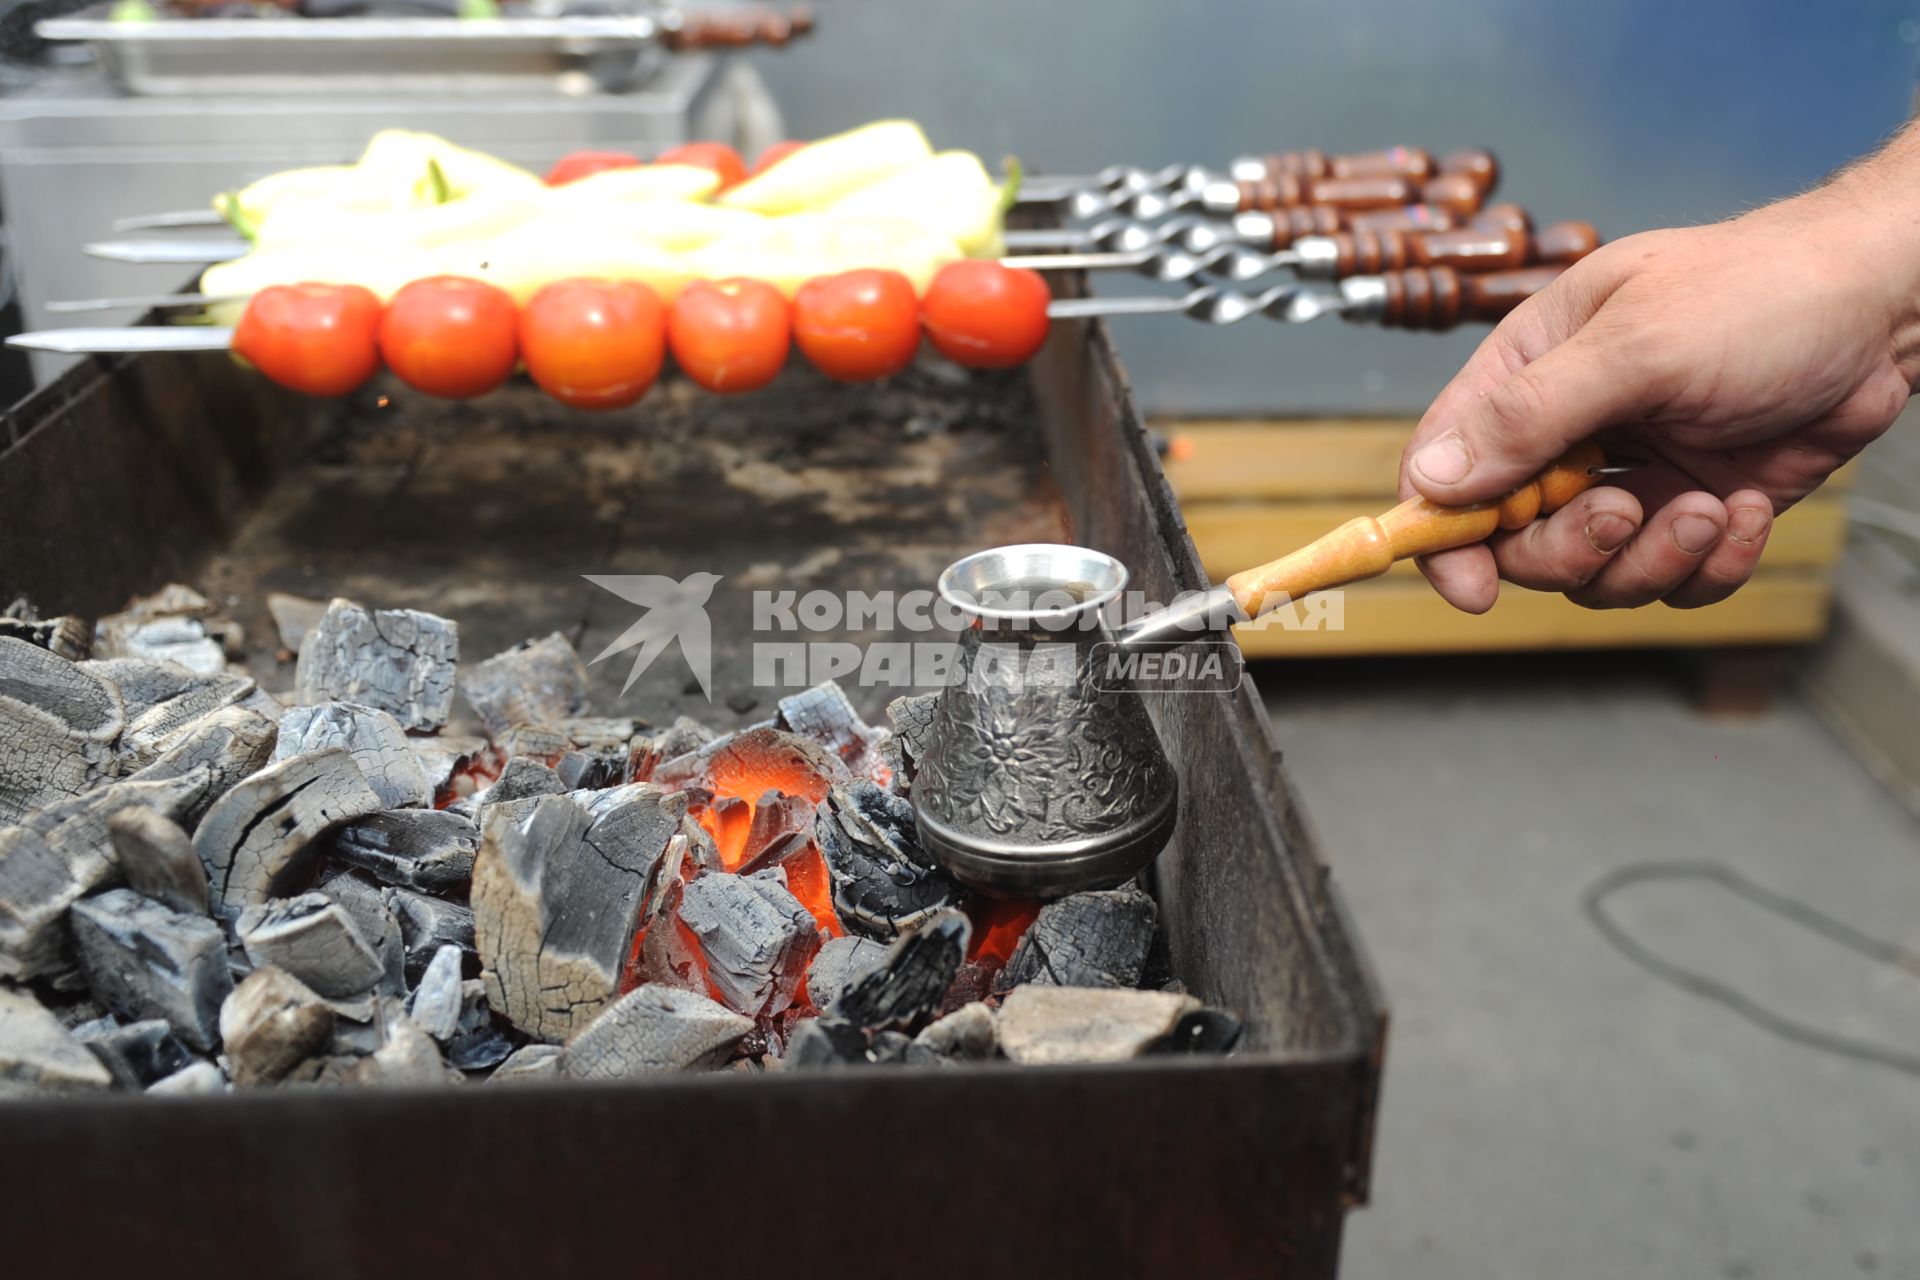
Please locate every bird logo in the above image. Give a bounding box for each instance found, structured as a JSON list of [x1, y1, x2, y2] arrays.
[[582, 572, 722, 701]]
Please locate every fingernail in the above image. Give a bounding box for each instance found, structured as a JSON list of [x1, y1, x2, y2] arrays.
[[1728, 507, 1770, 545], [1585, 512, 1635, 553], [1671, 514, 1722, 555], [1411, 432, 1473, 485]]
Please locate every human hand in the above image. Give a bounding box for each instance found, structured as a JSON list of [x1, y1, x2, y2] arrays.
[[1399, 179, 1919, 612]]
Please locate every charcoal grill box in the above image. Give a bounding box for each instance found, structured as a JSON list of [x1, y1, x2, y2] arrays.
[[0, 310, 1386, 1278]]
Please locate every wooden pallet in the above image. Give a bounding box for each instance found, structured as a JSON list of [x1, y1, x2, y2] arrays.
[[1161, 419, 1850, 704]]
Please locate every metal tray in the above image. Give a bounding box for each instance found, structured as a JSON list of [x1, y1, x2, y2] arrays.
[[35, 9, 677, 95], [0, 307, 1387, 1278]]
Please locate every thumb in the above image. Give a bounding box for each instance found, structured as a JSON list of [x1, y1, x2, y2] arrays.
[[1405, 327, 1661, 505]]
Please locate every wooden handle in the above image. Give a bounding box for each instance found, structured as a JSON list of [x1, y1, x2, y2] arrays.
[[1437, 148, 1500, 195], [1261, 146, 1437, 182], [1224, 441, 1606, 616], [1238, 173, 1415, 213], [1420, 173, 1485, 219], [1373, 265, 1566, 330], [1344, 203, 1459, 236], [1469, 202, 1532, 236], [1531, 220, 1601, 265], [661, 6, 812, 48], [1257, 204, 1346, 250], [1324, 223, 1527, 275]]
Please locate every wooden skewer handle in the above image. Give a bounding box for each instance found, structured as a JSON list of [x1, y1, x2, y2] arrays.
[[1437, 147, 1501, 195], [1372, 265, 1567, 330], [1237, 173, 1416, 213], [1420, 172, 1486, 219], [1224, 441, 1607, 617], [1255, 146, 1438, 182]]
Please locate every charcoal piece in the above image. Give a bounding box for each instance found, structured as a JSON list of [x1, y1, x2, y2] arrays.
[[219, 966, 335, 1086], [330, 809, 478, 894], [74, 1018, 194, 1089], [80, 658, 203, 721], [912, 1001, 998, 1062], [237, 894, 387, 999], [831, 909, 971, 1034], [1156, 1007, 1245, 1055], [489, 1042, 562, 1084], [295, 599, 458, 732], [649, 725, 848, 794], [196, 748, 385, 913], [804, 935, 889, 1013], [406, 733, 489, 798], [0, 826, 94, 981], [275, 703, 431, 809], [0, 636, 124, 824], [677, 871, 818, 1016], [409, 944, 465, 1040], [814, 781, 958, 939], [872, 1030, 913, 1063], [782, 1016, 874, 1069], [554, 748, 626, 791], [478, 757, 566, 809], [0, 987, 113, 1096], [446, 980, 513, 1070], [777, 680, 884, 773], [316, 873, 406, 995], [266, 592, 329, 656], [996, 985, 1202, 1065], [559, 984, 752, 1079], [473, 788, 683, 1041], [631, 715, 716, 781], [324, 993, 405, 1058], [103, 616, 226, 676], [70, 889, 233, 1052], [998, 886, 1158, 991], [497, 723, 568, 763], [108, 808, 207, 915], [340, 1018, 452, 1088], [461, 632, 589, 740], [147, 1060, 226, 1095], [119, 673, 264, 764], [881, 692, 938, 789], [128, 705, 278, 816], [0, 614, 90, 661], [385, 886, 475, 984]]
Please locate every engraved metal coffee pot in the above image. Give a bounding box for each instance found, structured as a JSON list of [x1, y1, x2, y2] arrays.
[[913, 445, 1620, 897]]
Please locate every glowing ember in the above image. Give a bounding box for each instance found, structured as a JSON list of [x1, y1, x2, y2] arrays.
[[967, 895, 1041, 966]]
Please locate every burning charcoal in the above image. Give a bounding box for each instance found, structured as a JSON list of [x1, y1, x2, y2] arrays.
[[339, 1018, 453, 1088], [0, 636, 124, 823], [678, 870, 819, 1017], [148, 1060, 226, 1095], [478, 757, 566, 809], [461, 632, 590, 740], [446, 980, 513, 1070], [489, 1042, 562, 1084], [832, 909, 971, 1035], [266, 592, 329, 657], [409, 944, 465, 1040], [118, 673, 269, 765], [406, 732, 489, 798], [295, 598, 458, 732], [631, 715, 716, 781], [196, 748, 385, 913], [559, 984, 752, 1079], [74, 1017, 193, 1089], [219, 966, 335, 1087], [649, 725, 846, 797], [0, 987, 113, 1096], [554, 749, 626, 791], [911, 1001, 998, 1062], [472, 788, 683, 1041], [330, 809, 478, 894], [804, 935, 889, 1013], [0, 613, 90, 661], [237, 894, 388, 999], [385, 887, 475, 985], [881, 692, 938, 790], [782, 1016, 872, 1068], [275, 703, 432, 809], [814, 781, 958, 939], [997, 886, 1157, 992], [996, 986, 1203, 1065], [316, 872, 406, 995], [108, 808, 207, 916], [70, 889, 233, 1052], [128, 705, 278, 814], [777, 680, 885, 774]]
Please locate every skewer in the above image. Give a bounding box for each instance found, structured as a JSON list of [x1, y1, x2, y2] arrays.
[[83, 238, 249, 265], [47, 292, 237, 314], [112, 210, 229, 232]]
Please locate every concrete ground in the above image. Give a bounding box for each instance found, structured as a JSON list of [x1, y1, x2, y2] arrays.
[[1259, 652, 1920, 1280]]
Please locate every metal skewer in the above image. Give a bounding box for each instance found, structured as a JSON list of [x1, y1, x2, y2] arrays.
[[113, 210, 229, 232], [83, 238, 249, 265], [47, 292, 238, 314]]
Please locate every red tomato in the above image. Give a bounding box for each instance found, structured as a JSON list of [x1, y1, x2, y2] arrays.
[[667, 278, 791, 393], [654, 142, 748, 190], [751, 140, 807, 176], [231, 282, 383, 398], [920, 260, 1053, 369], [517, 278, 666, 410], [544, 150, 642, 186], [791, 269, 921, 383], [377, 276, 519, 399]]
